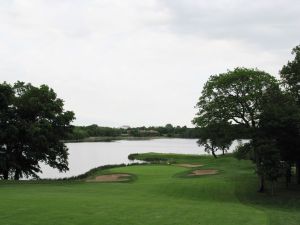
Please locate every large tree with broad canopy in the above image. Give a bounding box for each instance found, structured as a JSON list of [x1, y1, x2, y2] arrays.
[[193, 67, 278, 192], [0, 82, 75, 180]]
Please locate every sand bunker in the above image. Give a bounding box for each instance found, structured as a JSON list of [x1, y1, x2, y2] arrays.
[[176, 164, 203, 168], [87, 174, 131, 182], [188, 169, 218, 176]]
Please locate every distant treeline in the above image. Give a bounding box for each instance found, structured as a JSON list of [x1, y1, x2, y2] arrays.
[[66, 124, 202, 140]]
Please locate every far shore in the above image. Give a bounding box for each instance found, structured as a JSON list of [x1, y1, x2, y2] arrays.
[[62, 136, 195, 143]]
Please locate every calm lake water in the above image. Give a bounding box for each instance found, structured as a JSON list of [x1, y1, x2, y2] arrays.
[[38, 138, 240, 179]]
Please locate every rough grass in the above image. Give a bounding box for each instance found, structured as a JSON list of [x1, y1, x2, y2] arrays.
[[0, 153, 300, 225]]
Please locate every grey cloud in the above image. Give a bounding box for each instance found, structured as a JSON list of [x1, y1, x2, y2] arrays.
[[161, 0, 300, 50], [0, 0, 298, 126]]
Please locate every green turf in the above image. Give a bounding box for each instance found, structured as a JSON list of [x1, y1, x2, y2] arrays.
[[0, 154, 300, 225]]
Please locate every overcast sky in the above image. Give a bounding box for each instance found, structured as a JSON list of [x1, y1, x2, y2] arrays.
[[1, 0, 299, 127]]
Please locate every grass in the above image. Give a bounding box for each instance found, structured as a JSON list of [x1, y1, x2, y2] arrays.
[[0, 153, 300, 225]]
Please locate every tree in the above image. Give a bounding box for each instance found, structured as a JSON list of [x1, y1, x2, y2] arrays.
[[193, 67, 277, 129], [280, 44, 300, 184], [232, 82, 300, 192], [253, 138, 282, 194], [0, 82, 15, 179], [193, 67, 278, 191], [233, 142, 254, 161], [165, 124, 174, 137], [233, 138, 282, 193], [0, 82, 75, 180], [197, 122, 233, 158], [280, 45, 300, 103], [259, 85, 300, 186]]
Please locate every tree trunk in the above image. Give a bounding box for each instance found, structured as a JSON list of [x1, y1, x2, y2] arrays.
[[296, 160, 300, 184], [14, 169, 21, 180], [3, 170, 9, 180], [258, 175, 265, 193], [286, 163, 292, 188], [212, 151, 217, 159]]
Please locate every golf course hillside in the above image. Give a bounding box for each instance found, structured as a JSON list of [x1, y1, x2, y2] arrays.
[[0, 153, 299, 225]]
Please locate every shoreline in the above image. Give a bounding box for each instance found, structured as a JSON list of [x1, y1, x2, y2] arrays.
[[63, 136, 196, 143]]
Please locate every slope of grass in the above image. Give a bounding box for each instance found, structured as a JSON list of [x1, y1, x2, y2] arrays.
[[0, 154, 300, 225]]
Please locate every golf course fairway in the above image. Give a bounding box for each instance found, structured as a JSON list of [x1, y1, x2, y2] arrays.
[[0, 154, 299, 225]]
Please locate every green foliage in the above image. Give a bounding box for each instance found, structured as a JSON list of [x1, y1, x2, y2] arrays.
[[193, 65, 300, 190], [68, 125, 122, 140], [254, 139, 282, 182], [280, 44, 300, 183], [193, 67, 277, 159], [0, 82, 75, 180], [197, 122, 233, 157], [259, 86, 300, 162], [233, 142, 254, 160], [280, 45, 300, 103], [67, 124, 201, 141], [193, 67, 277, 128]]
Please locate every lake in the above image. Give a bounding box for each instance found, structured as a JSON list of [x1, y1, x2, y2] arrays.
[[39, 138, 240, 179]]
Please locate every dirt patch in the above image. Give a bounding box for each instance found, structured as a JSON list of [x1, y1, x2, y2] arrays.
[[188, 169, 218, 176], [176, 164, 203, 168], [87, 174, 131, 182]]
